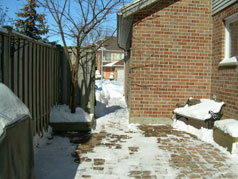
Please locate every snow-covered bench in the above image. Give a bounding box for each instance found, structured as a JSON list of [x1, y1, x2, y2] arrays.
[[173, 98, 225, 129], [213, 119, 238, 154]]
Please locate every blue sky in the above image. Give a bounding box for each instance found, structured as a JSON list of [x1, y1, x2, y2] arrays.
[[1, 0, 123, 46]]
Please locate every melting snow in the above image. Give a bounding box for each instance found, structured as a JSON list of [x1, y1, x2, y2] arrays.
[[34, 80, 238, 178]]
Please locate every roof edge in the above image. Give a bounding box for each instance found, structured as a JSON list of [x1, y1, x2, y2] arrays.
[[118, 0, 159, 18]]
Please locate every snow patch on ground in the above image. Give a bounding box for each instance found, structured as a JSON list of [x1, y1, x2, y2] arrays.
[[173, 119, 238, 159], [33, 127, 53, 148], [50, 104, 93, 123], [34, 135, 77, 179]]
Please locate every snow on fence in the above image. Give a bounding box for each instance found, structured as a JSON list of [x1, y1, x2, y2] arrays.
[[0, 27, 61, 136]]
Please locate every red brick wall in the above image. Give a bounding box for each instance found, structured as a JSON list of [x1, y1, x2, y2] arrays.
[[129, 0, 212, 121], [212, 3, 238, 119]]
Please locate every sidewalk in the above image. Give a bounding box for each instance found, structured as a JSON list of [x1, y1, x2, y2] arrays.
[[73, 101, 238, 179], [34, 80, 238, 179]]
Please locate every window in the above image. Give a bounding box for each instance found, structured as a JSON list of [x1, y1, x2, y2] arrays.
[[225, 13, 238, 58], [220, 13, 238, 66], [116, 53, 123, 59]]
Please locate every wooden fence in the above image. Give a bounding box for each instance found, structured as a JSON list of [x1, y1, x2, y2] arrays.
[[0, 27, 61, 136]]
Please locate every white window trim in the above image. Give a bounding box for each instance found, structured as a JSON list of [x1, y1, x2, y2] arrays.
[[220, 13, 238, 66]]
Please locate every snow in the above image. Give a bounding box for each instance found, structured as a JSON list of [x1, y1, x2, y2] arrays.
[[214, 119, 238, 138], [34, 80, 238, 178], [219, 56, 238, 66], [173, 118, 238, 156], [50, 104, 93, 123], [173, 118, 214, 144], [95, 80, 124, 117], [104, 61, 118, 67], [0, 83, 31, 137], [173, 99, 224, 120], [95, 70, 101, 79], [96, 79, 124, 99]]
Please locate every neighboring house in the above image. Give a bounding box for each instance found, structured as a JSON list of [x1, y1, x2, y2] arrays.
[[96, 36, 125, 81], [117, 0, 238, 124]]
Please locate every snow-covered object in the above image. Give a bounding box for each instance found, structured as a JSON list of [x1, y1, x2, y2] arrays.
[[174, 99, 224, 120], [232, 143, 238, 155], [219, 56, 238, 66], [214, 119, 238, 138], [0, 83, 31, 137], [50, 105, 93, 123]]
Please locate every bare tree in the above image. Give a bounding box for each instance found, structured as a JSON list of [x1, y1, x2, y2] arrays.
[[42, 0, 126, 113]]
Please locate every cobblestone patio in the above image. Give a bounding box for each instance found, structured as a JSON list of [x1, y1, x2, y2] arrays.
[[69, 123, 238, 178]]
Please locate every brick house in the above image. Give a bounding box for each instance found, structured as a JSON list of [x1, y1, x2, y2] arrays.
[[96, 36, 125, 81], [117, 0, 238, 124]]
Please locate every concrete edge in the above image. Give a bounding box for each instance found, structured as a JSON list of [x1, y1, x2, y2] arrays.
[[129, 117, 173, 125]]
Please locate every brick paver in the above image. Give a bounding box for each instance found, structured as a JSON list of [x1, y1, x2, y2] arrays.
[[70, 123, 238, 178]]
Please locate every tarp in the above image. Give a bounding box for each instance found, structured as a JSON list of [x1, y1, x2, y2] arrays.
[[0, 83, 34, 179], [0, 116, 35, 179]]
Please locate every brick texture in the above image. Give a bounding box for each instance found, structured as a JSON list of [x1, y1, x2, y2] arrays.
[[128, 0, 213, 121], [211, 3, 238, 119]]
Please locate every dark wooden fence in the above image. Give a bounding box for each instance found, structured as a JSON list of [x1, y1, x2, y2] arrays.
[[0, 27, 60, 136]]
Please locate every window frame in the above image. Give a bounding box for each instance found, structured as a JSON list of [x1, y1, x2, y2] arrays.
[[224, 13, 238, 59]]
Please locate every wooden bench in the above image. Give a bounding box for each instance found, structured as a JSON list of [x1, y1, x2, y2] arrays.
[[173, 98, 225, 129], [213, 119, 238, 154]]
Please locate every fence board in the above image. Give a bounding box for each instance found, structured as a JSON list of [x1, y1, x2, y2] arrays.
[[0, 35, 2, 82], [24, 40, 29, 107], [32, 44, 38, 133], [54, 49, 57, 103], [18, 39, 24, 101], [45, 47, 49, 129], [47, 47, 51, 128], [13, 37, 19, 96], [0, 28, 95, 136], [36, 44, 40, 135], [3, 35, 10, 87]]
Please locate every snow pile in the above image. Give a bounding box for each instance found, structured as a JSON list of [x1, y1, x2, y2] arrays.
[[95, 80, 124, 117], [0, 83, 31, 137], [174, 99, 224, 120], [173, 118, 238, 156], [50, 104, 93, 123], [173, 119, 214, 143], [96, 80, 124, 99], [214, 119, 238, 138], [33, 126, 53, 148]]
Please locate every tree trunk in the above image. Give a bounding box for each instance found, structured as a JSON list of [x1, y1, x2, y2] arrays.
[[70, 79, 77, 113]]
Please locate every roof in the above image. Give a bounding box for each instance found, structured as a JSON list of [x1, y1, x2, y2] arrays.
[[118, 0, 159, 19], [97, 36, 123, 51], [117, 0, 237, 50], [104, 60, 124, 67], [117, 0, 159, 50]]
